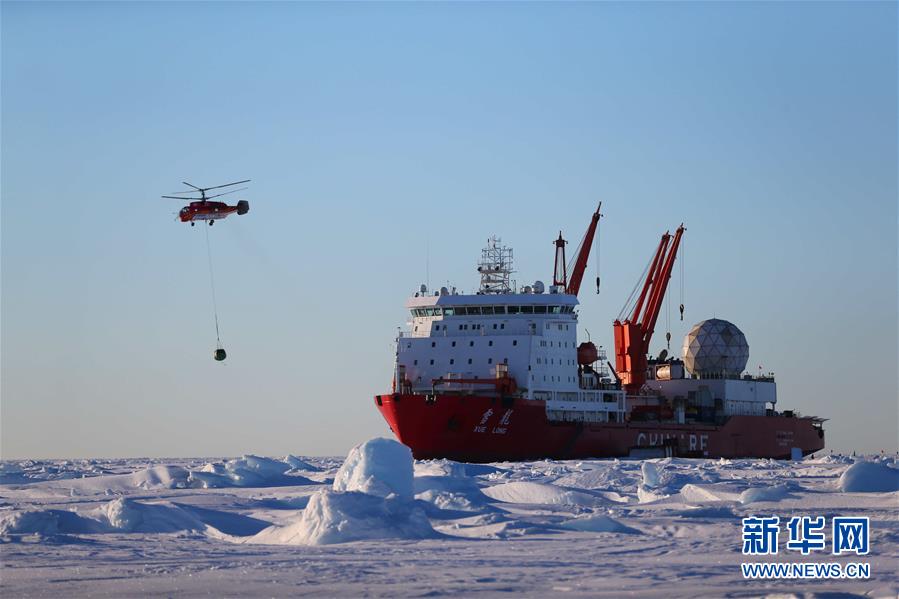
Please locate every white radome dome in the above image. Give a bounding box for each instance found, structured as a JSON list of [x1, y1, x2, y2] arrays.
[[682, 319, 749, 377]]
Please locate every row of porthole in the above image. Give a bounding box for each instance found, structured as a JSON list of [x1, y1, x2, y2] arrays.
[[538, 340, 572, 348], [532, 375, 576, 383], [413, 357, 510, 366], [536, 358, 576, 366], [409, 339, 519, 349], [429, 323, 506, 332]]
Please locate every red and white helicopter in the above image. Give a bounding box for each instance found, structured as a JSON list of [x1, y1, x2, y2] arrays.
[[163, 179, 250, 226]]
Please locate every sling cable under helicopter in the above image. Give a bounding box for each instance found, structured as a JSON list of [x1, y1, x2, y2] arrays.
[[164, 179, 251, 361]]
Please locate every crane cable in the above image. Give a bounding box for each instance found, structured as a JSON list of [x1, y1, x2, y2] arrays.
[[205, 224, 223, 349], [595, 210, 601, 294], [679, 237, 685, 321], [666, 287, 671, 350], [617, 250, 654, 322]]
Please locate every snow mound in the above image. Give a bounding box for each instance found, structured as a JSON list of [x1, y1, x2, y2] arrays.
[[678, 484, 733, 503], [560, 514, 640, 534], [252, 489, 434, 545], [102, 498, 204, 533], [250, 438, 433, 545], [0, 510, 62, 536], [414, 459, 467, 478], [189, 456, 314, 489], [283, 455, 320, 472], [637, 485, 669, 503], [739, 484, 791, 504], [481, 481, 606, 507], [413, 468, 493, 513], [839, 461, 899, 493], [332, 438, 413, 499], [131, 465, 191, 490], [553, 464, 640, 491], [0, 498, 209, 536]]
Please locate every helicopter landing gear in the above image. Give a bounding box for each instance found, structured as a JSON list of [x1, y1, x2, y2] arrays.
[[191, 221, 195, 227], [209, 220, 214, 226]]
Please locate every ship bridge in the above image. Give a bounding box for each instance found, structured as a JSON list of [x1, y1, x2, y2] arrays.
[[397, 290, 582, 400]]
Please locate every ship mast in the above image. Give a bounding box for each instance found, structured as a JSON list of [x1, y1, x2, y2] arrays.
[[613, 225, 685, 394], [477, 237, 514, 294]]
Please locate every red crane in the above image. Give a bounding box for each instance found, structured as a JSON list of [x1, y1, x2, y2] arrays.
[[613, 225, 685, 395], [554, 202, 602, 296]]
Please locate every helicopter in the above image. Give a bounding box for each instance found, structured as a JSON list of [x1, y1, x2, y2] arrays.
[[163, 179, 250, 226]]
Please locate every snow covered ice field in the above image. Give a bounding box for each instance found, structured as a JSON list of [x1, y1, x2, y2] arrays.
[[1, 439, 897, 598]]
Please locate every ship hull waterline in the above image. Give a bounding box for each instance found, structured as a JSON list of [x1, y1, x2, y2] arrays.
[[376, 393, 825, 462]]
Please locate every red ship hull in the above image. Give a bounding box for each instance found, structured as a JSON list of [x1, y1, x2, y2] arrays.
[[375, 393, 825, 462]]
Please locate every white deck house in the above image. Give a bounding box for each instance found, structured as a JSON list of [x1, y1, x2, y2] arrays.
[[393, 238, 626, 423]]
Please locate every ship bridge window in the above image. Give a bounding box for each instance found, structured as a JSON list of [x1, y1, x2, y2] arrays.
[[481, 306, 494, 315], [550, 306, 561, 314], [521, 306, 533, 314], [508, 306, 520, 315], [534, 305, 546, 314], [443, 308, 455, 316], [468, 307, 481, 315], [494, 306, 506, 315], [456, 307, 469, 316]]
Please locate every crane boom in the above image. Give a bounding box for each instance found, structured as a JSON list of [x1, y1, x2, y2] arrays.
[[566, 202, 602, 296], [613, 225, 685, 395]]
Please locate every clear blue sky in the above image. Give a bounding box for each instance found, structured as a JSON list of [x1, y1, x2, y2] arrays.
[[2, 2, 896, 458]]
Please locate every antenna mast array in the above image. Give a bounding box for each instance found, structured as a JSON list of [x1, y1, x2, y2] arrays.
[[477, 237, 514, 294]]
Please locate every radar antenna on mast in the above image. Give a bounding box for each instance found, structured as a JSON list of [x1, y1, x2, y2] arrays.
[[477, 237, 514, 294]]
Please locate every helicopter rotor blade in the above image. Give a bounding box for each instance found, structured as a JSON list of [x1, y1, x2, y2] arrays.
[[182, 181, 203, 191], [201, 179, 251, 192], [205, 187, 247, 200], [162, 195, 202, 200]]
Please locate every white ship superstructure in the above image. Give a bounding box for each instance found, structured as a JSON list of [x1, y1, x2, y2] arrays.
[[395, 237, 625, 424]]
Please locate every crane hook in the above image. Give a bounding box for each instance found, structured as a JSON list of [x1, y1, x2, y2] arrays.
[[679, 303, 684, 321], [666, 331, 671, 350]]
